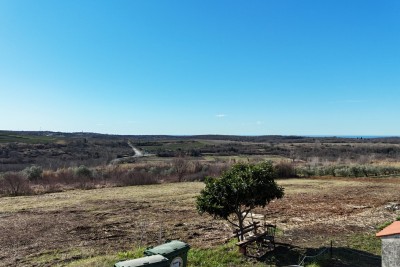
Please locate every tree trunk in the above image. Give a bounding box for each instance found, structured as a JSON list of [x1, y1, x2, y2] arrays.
[[236, 210, 245, 241]]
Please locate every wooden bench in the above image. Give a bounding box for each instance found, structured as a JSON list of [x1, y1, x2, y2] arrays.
[[233, 222, 276, 256]]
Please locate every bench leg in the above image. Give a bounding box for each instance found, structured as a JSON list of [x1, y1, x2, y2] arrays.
[[239, 246, 247, 255]]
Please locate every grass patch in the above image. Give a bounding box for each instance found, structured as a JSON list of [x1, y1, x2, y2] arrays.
[[377, 216, 400, 230], [59, 241, 264, 267], [28, 247, 107, 267], [29, 247, 147, 267], [27, 220, 383, 267], [346, 233, 381, 255], [63, 255, 119, 267], [30, 249, 83, 265], [188, 240, 264, 267]]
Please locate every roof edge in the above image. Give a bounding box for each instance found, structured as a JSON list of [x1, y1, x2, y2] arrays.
[[376, 221, 400, 237]]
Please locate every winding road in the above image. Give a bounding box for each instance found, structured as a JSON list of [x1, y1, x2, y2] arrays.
[[128, 141, 143, 157]]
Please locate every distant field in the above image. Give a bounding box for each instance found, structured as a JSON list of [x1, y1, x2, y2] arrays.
[[2, 130, 400, 173], [1, 131, 400, 265], [1, 178, 399, 266], [0, 132, 58, 144]]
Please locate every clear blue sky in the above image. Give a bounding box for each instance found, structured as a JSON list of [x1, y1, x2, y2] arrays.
[[1, 1, 399, 135]]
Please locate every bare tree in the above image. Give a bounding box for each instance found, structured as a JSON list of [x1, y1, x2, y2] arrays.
[[173, 157, 189, 182], [1, 172, 31, 196]]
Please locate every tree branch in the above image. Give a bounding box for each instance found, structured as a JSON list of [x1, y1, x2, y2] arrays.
[[226, 217, 239, 228], [243, 209, 251, 221]]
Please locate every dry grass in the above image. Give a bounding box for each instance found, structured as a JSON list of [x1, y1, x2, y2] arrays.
[[1, 178, 400, 266], [0, 183, 202, 213]]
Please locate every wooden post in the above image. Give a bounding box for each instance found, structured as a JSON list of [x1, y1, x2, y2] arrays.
[[239, 245, 247, 255], [330, 240, 333, 259]]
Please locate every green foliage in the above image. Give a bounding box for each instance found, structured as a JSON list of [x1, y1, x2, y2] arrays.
[[295, 164, 400, 178], [188, 240, 264, 267], [295, 167, 317, 177], [377, 217, 400, 231], [196, 161, 284, 231], [24, 165, 43, 181], [117, 247, 146, 261], [306, 262, 322, 267], [58, 242, 262, 267], [74, 165, 93, 179], [305, 258, 337, 267], [377, 221, 393, 231], [346, 233, 381, 255]]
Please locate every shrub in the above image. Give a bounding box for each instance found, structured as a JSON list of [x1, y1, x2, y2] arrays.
[[23, 165, 43, 182], [275, 161, 296, 178], [148, 166, 160, 175], [295, 166, 316, 177], [349, 165, 363, 177], [334, 167, 351, 177], [197, 161, 284, 237], [207, 163, 231, 177], [294, 164, 400, 178], [115, 169, 159, 186], [161, 167, 175, 176], [364, 165, 379, 176], [75, 165, 93, 179], [184, 171, 208, 182], [173, 157, 189, 182], [0, 172, 32, 196], [55, 168, 75, 183]]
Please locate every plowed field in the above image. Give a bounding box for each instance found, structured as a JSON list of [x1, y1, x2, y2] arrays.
[[0, 178, 399, 266]]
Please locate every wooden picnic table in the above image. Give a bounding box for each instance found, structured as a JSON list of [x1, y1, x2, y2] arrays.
[[233, 221, 276, 257]]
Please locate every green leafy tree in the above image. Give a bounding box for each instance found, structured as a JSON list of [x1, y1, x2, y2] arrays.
[[196, 161, 284, 240]]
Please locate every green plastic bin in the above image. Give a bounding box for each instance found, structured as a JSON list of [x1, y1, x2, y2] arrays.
[[114, 255, 169, 267], [144, 240, 190, 267]]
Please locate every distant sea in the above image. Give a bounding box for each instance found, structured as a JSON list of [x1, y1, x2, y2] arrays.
[[304, 135, 395, 139]]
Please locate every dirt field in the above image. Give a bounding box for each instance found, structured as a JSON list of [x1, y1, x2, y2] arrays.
[[1, 178, 399, 266]]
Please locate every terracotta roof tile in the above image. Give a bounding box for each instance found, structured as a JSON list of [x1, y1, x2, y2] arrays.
[[376, 221, 400, 237]]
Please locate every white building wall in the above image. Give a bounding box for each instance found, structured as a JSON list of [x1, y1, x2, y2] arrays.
[[382, 235, 400, 267]]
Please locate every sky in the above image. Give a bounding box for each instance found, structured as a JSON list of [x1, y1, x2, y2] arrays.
[[0, 1, 399, 136]]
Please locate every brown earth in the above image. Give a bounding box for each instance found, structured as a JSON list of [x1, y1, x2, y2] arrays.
[[0, 178, 399, 266]]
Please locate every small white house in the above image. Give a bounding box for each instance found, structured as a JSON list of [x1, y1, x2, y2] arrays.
[[376, 221, 400, 267]]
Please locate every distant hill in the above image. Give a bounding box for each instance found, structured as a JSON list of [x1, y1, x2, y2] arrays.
[[1, 130, 400, 173]]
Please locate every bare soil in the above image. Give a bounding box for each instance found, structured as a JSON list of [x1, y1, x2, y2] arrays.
[[0, 178, 399, 266]]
